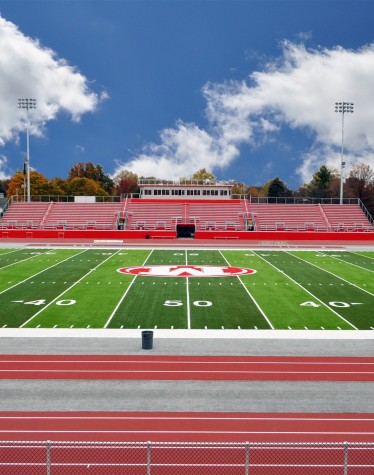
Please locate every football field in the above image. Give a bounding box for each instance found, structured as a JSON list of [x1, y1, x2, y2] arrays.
[[0, 247, 373, 330]]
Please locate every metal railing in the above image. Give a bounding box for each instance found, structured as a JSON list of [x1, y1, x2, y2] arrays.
[[8, 195, 122, 203], [0, 440, 373, 474]]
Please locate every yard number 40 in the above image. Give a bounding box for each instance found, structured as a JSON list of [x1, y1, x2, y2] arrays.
[[300, 301, 353, 308], [24, 299, 76, 306]]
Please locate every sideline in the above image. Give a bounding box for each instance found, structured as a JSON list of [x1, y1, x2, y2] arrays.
[[0, 328, 374, 339]]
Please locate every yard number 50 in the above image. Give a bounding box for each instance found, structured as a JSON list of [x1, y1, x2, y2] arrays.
[[164, 300, 212, 307]]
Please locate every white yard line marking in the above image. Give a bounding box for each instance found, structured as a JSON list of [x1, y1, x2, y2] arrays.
[[0, 250, 49, 270], [104, 250, 154, 328], [185, 250, 191, 329], [329, 253, 374, 273], [355, 251, 374, 261], [219, 250, 274, 329], [0, 250, 86, 297], [253, 251, 358, 330], [286, 251, 374, 296], [20, 250, 121, 328]]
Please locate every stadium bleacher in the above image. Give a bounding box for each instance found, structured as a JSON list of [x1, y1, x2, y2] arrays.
[[321, 204, 374, 232], [249, 203, 329, 231], [0, 199, 373, 234], [0, 201, 123, 230]]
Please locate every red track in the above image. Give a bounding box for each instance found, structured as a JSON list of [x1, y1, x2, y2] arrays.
[[0, 355, 373, 381], [0, 412, 374, 442]]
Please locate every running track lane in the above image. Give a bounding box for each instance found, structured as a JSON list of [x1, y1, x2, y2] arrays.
[[0, 412, 374, 442], [0, 355, 373, 381]]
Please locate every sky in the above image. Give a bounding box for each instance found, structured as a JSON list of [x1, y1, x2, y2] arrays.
[[1, 0, 374, 190]]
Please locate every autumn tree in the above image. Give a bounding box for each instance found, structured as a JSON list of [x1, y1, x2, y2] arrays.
[[67, 177, 108, 196], [113, 169, 139, 196], [67, 162, 86, 181], [50, 177, 70, 196], [67, 162, 114, 194], [345, 162, 374, 215], [191, 169, 216, 182], [7, 171, 52, 198]]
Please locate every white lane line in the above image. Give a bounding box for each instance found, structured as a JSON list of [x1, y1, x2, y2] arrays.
[[219, 251, 274, 329], [104, 250, 154, 328], [253, 251, 358, 330], [0, 369, 373, 374], [0, 415, 373, 421], [0, 359, 373, 365], [0, 430, 374, 435]]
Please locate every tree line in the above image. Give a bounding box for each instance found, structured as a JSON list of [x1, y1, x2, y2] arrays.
[[0, 161, 373, 215]]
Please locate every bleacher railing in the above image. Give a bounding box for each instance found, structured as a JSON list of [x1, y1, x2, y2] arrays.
[[8, 195, 122, 203], [0, 440, 373, 474]]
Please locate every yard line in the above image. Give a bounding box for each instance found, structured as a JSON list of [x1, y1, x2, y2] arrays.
[[0, 249, 87, 297], [103, 250, 154, 328], [185, 250, 191, 329], [355, 252, 374, 260], [20, 250, 121, 328], [253, 251, 358, 330], [0, 249, 21, 256], [319, 252, 374, 274], [285, 251, 374, 297], [0, 250, 49, 270], [219, 250, 274, 329]]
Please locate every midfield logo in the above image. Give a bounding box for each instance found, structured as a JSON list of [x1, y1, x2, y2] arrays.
[[117, 265, 256, 278]]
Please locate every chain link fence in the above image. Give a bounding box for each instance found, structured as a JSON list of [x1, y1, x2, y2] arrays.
[[0, 440, 373, 475]]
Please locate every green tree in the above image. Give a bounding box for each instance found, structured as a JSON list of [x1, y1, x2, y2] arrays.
[[95, 164, 115, 194], [307, 165, 335, 198], [262, 177, 291, 200]]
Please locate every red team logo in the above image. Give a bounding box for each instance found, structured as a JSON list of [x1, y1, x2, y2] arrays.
[[117, 265, 256, 278]]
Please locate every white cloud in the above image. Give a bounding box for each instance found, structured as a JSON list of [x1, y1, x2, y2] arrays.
[[0, 16, 104, 146], [117, 40, 374, 184], [0, 155, 10, 180]]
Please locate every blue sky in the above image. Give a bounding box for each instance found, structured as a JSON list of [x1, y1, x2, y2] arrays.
[[1, 0, 374, 190]]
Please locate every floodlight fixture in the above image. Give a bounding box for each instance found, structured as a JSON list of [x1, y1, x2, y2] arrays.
[[334, 101, 354, 205], [18, 98, 37, 202]]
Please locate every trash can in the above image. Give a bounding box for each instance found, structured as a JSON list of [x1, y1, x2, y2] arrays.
[[141, 330, 153, 350]]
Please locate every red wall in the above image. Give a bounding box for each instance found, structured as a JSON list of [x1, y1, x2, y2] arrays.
[[1, 229, 373, 242]]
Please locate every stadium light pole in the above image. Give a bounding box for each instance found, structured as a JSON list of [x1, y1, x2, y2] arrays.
[[18, 98, 37, 203], [335, 102, 354, 205]]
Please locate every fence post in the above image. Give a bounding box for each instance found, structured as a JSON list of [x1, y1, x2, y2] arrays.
[[245, 441, 250, 475], [46, 440, 51, 475], [147, 441, 152, 475], [343, 441, 349, 475]]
